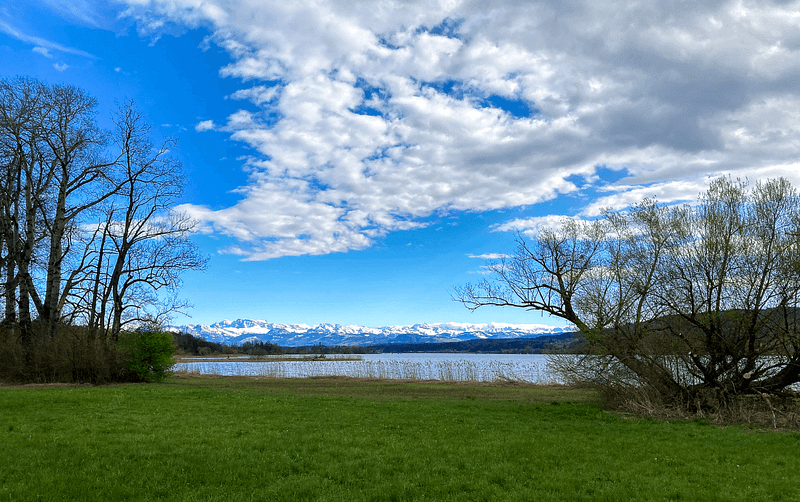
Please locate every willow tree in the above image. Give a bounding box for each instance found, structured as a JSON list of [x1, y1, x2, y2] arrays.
[[458, 177, 800, 406]]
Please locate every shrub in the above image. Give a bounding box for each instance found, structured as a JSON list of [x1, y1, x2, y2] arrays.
[[120, 331, 176, 383], [0, 323, 128, 384]]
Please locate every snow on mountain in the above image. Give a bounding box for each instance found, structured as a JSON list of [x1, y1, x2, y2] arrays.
[[168, 319, 574, 347]]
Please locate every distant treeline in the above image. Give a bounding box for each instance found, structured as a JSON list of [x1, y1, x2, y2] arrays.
[[173, 331, 583, 355], [366, 332, 582, 353], [173, 332, 375, 355]]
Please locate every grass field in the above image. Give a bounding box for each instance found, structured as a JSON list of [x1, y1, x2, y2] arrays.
[[1, 375, 799, 501]]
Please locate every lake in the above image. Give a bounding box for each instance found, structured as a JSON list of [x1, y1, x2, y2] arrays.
[[174, 353, 562, 384]]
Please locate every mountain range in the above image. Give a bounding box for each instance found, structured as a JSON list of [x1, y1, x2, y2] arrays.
[[168, 319, 574, 347]]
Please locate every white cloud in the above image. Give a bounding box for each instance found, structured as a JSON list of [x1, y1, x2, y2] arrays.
[[0, 18, 95, 58], [579, 178, 714, 217], [228, 85, 279, 106], [40, 0, 107, 28], [175, 175, 420, 260], [121, 0, 800, 259], [195, 119, 215, 132], [468, 253, 510, 260], [493, 215, 591, 238], [53, 62, 69, 71], [32, 46, 52, 58]]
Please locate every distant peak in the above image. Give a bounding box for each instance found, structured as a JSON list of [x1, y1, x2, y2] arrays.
[[169, 319, 575, 347]]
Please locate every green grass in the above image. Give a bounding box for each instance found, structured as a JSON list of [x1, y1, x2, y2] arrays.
[[1, 376, 798, 501]]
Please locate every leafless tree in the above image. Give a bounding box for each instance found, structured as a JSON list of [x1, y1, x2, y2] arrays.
[[0, 77, 205, 347], [36, 83, 119, 334], [78, 102, 206, 339], [0, 78, 57, 345], [458, 177, 800, 406]]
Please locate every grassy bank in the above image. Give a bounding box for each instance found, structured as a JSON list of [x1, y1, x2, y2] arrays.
[[1, 376, 798, 501]]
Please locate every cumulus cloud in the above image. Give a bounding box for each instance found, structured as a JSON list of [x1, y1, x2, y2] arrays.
[[121, 0, 800, 259], [579, 178, 715, 217], [228, 85, 279, 106], [195, 119, 215, 132]]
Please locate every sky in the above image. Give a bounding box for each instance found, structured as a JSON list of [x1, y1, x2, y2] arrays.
[[2, 0, 800, 328]]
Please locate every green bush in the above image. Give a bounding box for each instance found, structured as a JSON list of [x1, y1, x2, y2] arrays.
[[120, 331, 176, 383]]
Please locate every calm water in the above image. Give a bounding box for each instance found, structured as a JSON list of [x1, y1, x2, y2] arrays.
[[174, 353, 561, 384], [175, 353, 800, 389]]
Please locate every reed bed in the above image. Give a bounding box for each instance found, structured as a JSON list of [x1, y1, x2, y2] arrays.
[[174, 354, 364, 363], [174, 357, 557, 383]]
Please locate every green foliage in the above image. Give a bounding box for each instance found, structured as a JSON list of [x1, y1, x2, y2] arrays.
[[119, 331, 175, 383], [0, 378, 798, 501]]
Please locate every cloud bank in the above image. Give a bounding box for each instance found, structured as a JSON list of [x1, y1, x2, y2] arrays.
[[123, 0, 800, 259]]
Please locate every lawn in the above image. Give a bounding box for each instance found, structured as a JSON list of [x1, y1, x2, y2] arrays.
[[1, 376, 798, 501]]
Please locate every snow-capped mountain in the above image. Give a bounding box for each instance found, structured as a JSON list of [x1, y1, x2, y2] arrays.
[[168, 319, 574, 347]]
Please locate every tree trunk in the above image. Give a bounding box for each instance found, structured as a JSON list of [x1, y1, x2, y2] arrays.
[[3, 258, 16, 325], [88, 225, 109, 336], [42, 169, 68, 334]]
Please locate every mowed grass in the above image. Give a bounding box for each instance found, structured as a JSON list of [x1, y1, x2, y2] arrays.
[[1, 376, 799, 501]]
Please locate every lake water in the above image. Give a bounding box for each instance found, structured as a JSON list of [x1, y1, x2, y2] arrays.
[[174, 353, 561, 384]]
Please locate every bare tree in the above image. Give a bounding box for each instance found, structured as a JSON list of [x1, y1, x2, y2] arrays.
[[0, 78, 55, 343], [37, 84, 119, 333], [1, 77, 205, 344], [80, 102, 206, 339], [458, 177, 800, 406]]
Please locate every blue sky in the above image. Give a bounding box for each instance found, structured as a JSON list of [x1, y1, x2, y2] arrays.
[[3, 0, 800, 327]]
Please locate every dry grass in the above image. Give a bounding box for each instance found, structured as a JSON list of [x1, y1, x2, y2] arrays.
[[173, 354, 364, 363], [167, 372, 599, 404], [600, 384, 800, 429]]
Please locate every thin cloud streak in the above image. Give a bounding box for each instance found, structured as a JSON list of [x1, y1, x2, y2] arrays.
[[39, 0, 105, 28], [0, 19, 96, 59]]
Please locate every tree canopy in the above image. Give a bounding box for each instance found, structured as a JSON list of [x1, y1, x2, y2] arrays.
[[458, 177, 800, 406]]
